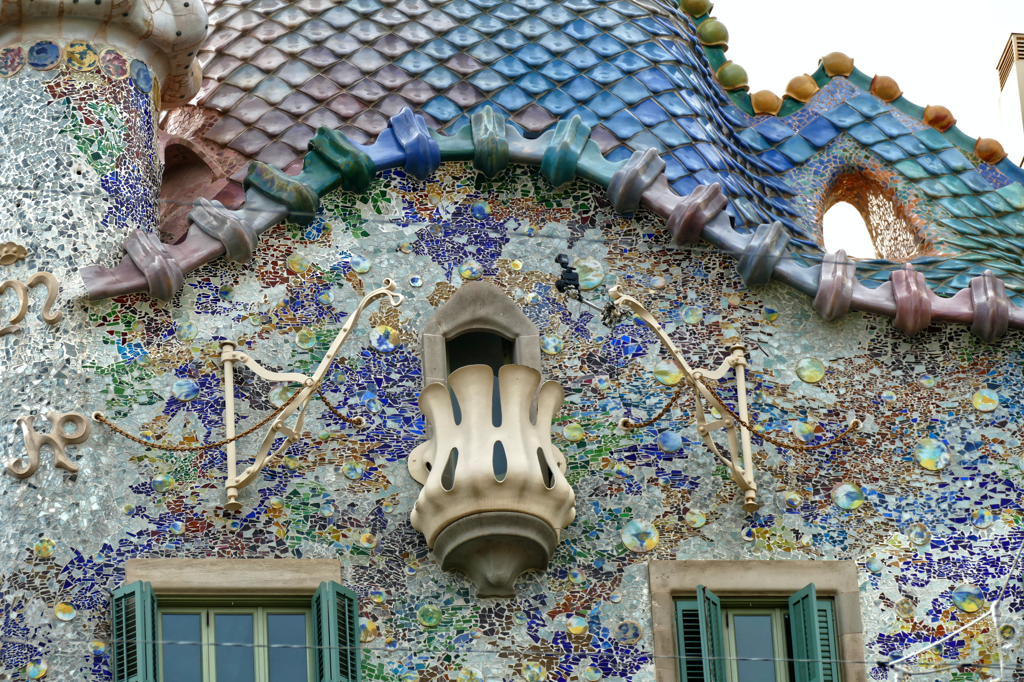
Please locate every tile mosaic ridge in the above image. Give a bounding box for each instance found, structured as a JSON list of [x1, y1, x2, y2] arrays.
[[79, 106, 1023, 343], [674, 0, 1019, 175]]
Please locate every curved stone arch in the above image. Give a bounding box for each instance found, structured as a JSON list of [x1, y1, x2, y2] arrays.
[[422, 281, 541, 388]]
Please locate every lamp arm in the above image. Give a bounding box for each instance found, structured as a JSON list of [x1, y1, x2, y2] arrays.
[[224, 279, 404, 502]]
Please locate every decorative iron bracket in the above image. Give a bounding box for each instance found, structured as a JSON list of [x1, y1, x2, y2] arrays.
[[610, 286, 759, 512], [220, 279, 403, 510]]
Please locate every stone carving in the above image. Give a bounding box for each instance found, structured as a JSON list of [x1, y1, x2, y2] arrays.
[[541, 115, 590, 187], [471, 107, 509, 179], [388, 108, 440, 181], [813, 250, 856, 322], [408, 364, 576, 596], [6, 412, 91, 479], [665, 183, 728, 245], [890, 263, 932, 336], [0, 242, 27, 265], [0, 271, 61, 336], [970, 270, 1009, 344]]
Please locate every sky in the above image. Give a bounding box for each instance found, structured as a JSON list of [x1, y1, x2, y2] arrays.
[[708, 0, 1024, 258]]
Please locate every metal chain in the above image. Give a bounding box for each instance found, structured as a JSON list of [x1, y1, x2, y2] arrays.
[[695, 375, 860, 451], [619, 376, 860, 452], [316, 385, 365, 427], [619, 381, 687, 429], [95, 383, 366, 451], [93, 405, 287, 452]]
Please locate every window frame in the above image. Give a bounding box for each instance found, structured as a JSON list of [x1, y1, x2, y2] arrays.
[[156, 605, 314, 682], [650, 561, 866, 682]]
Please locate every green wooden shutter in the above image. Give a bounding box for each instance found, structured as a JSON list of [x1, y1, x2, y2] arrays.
[[816, 600, 841, 682], [788, 583, 824, 682], [312, 581, 361, 682], [674, 601, 706, 682], [695, 585, 725, 682], [111, 581, 157, 682]]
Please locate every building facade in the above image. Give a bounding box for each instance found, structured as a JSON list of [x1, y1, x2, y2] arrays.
[[1, 0, 1024, 680]]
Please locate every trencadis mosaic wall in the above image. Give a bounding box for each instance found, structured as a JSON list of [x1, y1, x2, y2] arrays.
[[3, 145, 1024, 682]]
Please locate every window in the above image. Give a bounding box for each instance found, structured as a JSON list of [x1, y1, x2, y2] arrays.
[[820, 172, 920, 261], [445, 331, 513, 376], [675, 584, 841, 682], [111, 580, 359, 682], [158, 606, 311, 682], [649, 561, 866, 682]]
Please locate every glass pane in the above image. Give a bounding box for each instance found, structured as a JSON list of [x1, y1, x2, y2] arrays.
[[162, 613, 203, 682], [215, 614, 256, 682], [733, 615, 777, 682], [268, 614, 308, 682]]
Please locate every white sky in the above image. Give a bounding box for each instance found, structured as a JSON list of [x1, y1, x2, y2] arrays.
[[709, 0, 1024, 258]]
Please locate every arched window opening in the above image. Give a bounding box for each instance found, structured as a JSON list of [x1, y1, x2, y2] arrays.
[[446, 331, 513, 376], [821, 172, 920, 261], [160, 143, 217, 245]]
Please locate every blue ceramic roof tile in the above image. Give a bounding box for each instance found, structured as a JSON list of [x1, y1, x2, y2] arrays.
[[678, 89, 706, 115], [422, 66, 460, 89], [563, 46, 601, 70], [604, 110, 644, 139], [605, 145, 633, 163], [820, 103, 865, 129], [997, 182, 1024, 209], [937, 174, 971, 196], [512, 72, 552, 96], [677, 116, 709, 142], [674, 145, 708, 172], [587, 62, 624, 84], [871, 112, 911, 138], [959, 170, 995, 193], [563, 75, 599, 100], [917, 154, 951, 176], [627, 131, 666, 153], [467, 69, 508, 90], [752, 117, 795, 143], [937, 197, 972, 218], [536, 88, 575, 114], [394, 52, 437, 74], [634, 67, 672, 93], [422, 95, 461, 120], [633, 41, 671, 62], [564, 105, 599, 127], [537, 4, 574, 24], [467, 41, 506, 62], [585, 7, 620, 27], [609, 52, 650, 73], [846, 93, 888, 118], [586, 34, 626, 57], [655, 91, 692, 116], [672, 175, 700, 197], [514, 16, 552, 37], [735, 128, 771, 152], [759, 149, 794, 172], [960, 195, 993, 216], [917, 178, 951, 197], [651, 120, 690, 147], [893, 134, 930, 156], [894, 159, 929, 180], [662, 154, 687, 181], [695, 169, 726, 188], [468, 15, 508, 33], [633, 16, 669, 35], [562, 19, 600, 40], [721, 106, 751, 128], [776, 135, 817, 164], [444, 0, 481, 18], [446, 26, 485, 46], [609, 77, 650, 105], [798, 116, 840, 149], [937, 148, 972, 173], [493, 84, 532, 110], [538, 31, 577, 53], [490, 3, 528, 20], [421, 39, 460, 60], [870, 141, 908, 162], [914, 128, 954, 151], [847, 122, 887, 146], [515, 44, 554, 65], [610, 24, 649, 44], [630, 99, 669, 126], [493, 29, 528, 50], [538, 59, 578, 80], [587, 91, 625, 117], [492, 55, 529, 78], [607, 1, 646, 16]]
